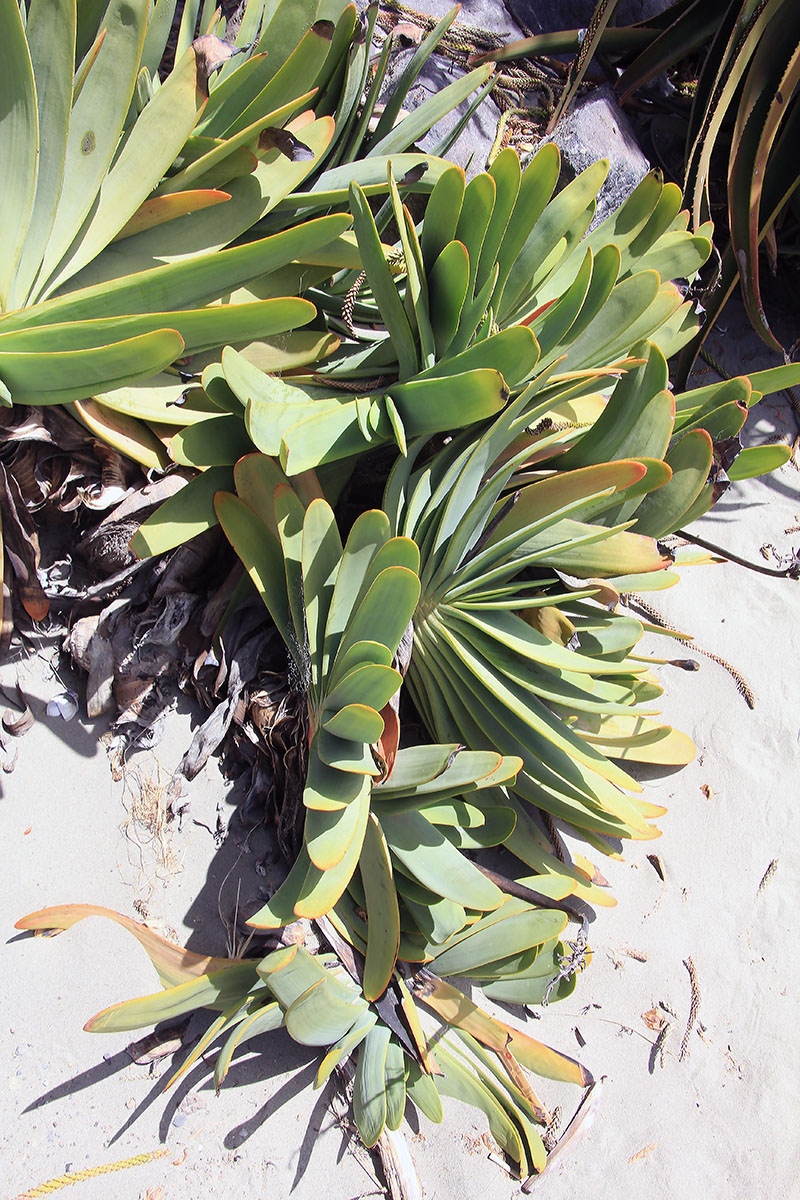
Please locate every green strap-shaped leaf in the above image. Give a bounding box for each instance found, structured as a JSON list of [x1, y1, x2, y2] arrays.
[[450, 1029, 547, 1170], [428, 241, 477, 359], [477, 147, 522, 291], [353, 1024, 391, 1148], [214, 491, 294, 658], [0, 0, 38, 311], [500, 157, 608, 321], [274, 482, 309, 655], [455, 171, 496, 301], [405, 1060, 443, 1124], [372, 744, 462, 795], [323, 703, 385, 743], [360, 813, 401, 1001], [634, 429, 712, 538], [169, 415, 254, 468], [397, 884, 466, 945], [33, 0, 148, 302], [0, 329, 183, 405], [72, 397, 168, 470], [1, 214, 352, 330], [42, 43, 208, 296], [226, 24, 335, 139], [317, 728, 381, 775], [285, 977, 367, 1047], [315, 1008, 377, 1089], [305, 781, 369, 870], [215, 1000, 284, 1090], [0, 297, 316, 359], [379, 810, 503, 910], [419, 975, 589, 1085], [131, 466, 234, 558], [302, 498, 343, 702], [322, 509, 391, 676], [141, 0, 179, 78], [384, 1039, 407, 1132], [295, 781, 370, 918], [557, 338, 670, 468], [304, 737, 370, 810], [375, 749, 506, 802], [333, 566, 420, 672], [727, 442, 792, 480], [392, 177, 436, 369], [368, 63, 493, 159], [258, 943, 328, 1006], [349, 181, 417, 380], [370, 4, 460, 145], [233, 451, 291, 536], [84, 963, 260, 1033], [324, 664, 402, 716], [421, 165, 466, 270], [9, 0, 75, 309], [434, 1041, 526, 1168], [431, 907, 567, 977], [164, 1004, 246, 1092]]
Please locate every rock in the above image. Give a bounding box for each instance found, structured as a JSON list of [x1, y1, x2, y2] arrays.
[[508, 0, 674, 33], [545, 83, 650, 226]]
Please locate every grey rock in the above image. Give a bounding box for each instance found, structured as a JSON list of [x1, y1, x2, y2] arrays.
[[545, 83, 650, 226], [508, 0, 674, 34], [357, 0, 524, 36]]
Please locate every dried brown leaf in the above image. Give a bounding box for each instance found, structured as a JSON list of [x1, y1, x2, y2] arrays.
[[641, 1008, 666, 1032]]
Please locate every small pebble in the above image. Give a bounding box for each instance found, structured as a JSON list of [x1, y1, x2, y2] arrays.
[[173, 1112, 187, 1127]]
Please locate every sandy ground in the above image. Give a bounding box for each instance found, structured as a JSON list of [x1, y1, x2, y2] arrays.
[[3, 295, 800, 1200]]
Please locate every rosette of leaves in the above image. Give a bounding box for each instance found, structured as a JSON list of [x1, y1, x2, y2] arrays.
[[133, 143, 724, 548], [213, 453, 421, 912], [213, 454, 590, 1001], [15, 902, 592, 1177], [0, 0, 492, 449], [206, 143, 796, 486], [473, 0, 800, 360], [201, 146, 716, 477]]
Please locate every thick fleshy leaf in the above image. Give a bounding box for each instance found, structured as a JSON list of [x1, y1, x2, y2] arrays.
[[72, 399, 169, 471], [349, 181, 417, 379], [379, 810, 503, 910], [405, 1059, 444, 1124], [214, 1000, 284, 1090], [9, 0, 75, 308], [15, 903, 251, 988], [0, 0, 37, 310], [4, 214, 351, 332], [305, 784, 367, 870], [418, 975, 590, 1085], [294, 783, 370, 917], [727, 443, 792, 480], [360, 814, 401, 1001], [44, 45, 210, 296], [353, 1024, 391, 1148], [34, 0, 148, 302], [315, 1008, 377, 1089], [214, 491, 293, 654], [84, 963, 259, 1033], [0, 329, 184, 406], [384, 1039, 407, 1132], [285, 976, 367, 1046]]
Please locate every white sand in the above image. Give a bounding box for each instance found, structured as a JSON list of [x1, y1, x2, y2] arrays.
[[3, 298, 799, 1199]]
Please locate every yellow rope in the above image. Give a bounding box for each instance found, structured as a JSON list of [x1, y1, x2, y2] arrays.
[[10, 1149, 168, 1199]]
